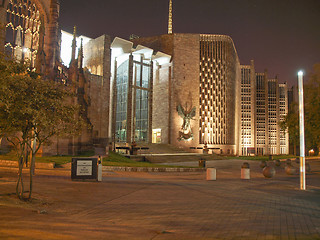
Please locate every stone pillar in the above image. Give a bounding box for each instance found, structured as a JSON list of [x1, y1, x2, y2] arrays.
[[126, 54, 133, 143], [0, 2, 6, 53], [45, 0, 60, 79], [148, 60, 153, 143], [168, 65, 172, 144], [102, 35, 111, 144], [111, 59, 118, 146]]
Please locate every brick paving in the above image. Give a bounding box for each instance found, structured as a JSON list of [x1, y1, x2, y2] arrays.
[[0, 159, 319, 240]]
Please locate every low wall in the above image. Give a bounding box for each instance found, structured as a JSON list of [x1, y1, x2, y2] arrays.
[[0, 160, 55, 169]]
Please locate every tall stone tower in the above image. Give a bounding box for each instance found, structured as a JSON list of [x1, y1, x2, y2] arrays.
[[168, 0, 173, 34]]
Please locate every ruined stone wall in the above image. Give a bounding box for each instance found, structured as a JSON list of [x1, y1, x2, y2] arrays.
[[83, 35, 111, 145], [0, 0, 60, 78]]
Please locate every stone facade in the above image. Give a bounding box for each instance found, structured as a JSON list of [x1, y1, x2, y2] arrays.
[[42, 33, 112, 155], [240, 61, 256, 155], [83, 35, 111, 144], [133, 33, 241, 154], [253, 72, 289, 156], [0, 1, 289, 156]]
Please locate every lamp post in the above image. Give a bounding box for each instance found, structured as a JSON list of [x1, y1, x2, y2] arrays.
[[298, 71, 306, 190]]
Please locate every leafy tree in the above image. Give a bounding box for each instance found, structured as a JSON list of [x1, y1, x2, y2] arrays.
[[280, 64, 320, 156], [304, 64, 320, 155], [0, 56, 86, 200], [279, 102, 299, 155]]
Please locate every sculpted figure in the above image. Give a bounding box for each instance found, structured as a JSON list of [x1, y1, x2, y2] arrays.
[[177, 105, 196, 141]]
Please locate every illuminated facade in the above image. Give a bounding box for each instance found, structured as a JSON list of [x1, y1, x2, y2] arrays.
[[110, 38, 170, 144], [199, 35, 240, 154], [132, 33, 241, 155], [253, 73, 289, 155], [255, 72, 268, 155], [267, 78, 279, 154], [279, 83, 289, 154], [0, 1, 289, 156], [240, 62, 256, 156]]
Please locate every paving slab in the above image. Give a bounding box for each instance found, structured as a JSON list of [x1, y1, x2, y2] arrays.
[[0, 159, 319, 240]]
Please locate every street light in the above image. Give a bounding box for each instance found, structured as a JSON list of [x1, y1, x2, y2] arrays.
[[298, 70, 306, 190]]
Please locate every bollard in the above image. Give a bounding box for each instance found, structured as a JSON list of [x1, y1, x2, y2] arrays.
[[241, 162, 250, 180], [285, 164, 296, 175], [260, 160, 267, 168], [286, 159, 292, 165], [97, 156, 102, 182], [263, 166, 276, 178], [206, 168, 216, 181], [274, 159, 281, 167]]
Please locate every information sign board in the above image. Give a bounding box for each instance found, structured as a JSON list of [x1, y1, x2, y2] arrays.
[[71, 158, 98, 180]]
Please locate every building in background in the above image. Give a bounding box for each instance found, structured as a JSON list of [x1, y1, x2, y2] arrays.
[[278, 83, 289, 154], [110, 37, 171, 144], [255, 71, 269, 155], [132, 33, 241, 155], [240, 61, 256, 156], [0, 0, 289, 156]]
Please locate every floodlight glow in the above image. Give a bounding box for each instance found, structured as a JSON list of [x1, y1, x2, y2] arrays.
[[298, 70, 304, 76], [60, 30, 92, 67]]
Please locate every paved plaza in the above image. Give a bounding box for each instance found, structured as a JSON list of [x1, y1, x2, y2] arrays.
[[0, 159, 319, 240]]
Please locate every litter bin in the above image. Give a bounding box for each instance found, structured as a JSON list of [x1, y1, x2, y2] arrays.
[[199, 160, 206, 168], [97, 156, 102, 182]]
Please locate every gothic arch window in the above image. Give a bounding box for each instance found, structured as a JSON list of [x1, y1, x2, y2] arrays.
[[5, 0, 42, 66]]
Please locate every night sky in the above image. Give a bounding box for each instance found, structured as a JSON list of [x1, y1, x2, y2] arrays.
[[59, 0, 320, 87]]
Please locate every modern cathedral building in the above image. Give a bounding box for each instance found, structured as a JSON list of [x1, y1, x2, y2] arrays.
[[0, 0, 289, 156]]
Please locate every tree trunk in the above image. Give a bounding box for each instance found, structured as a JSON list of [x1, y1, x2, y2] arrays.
[[16, 155, 25, 199]]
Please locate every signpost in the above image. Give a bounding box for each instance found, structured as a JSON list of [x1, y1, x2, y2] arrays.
[[71, 158, 98, 181], [298, 71, 306, 190]]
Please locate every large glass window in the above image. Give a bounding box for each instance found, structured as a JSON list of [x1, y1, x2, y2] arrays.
[[115, 58, 151, 143], [5, 0, 41, 66], [115, 60, 129, 142], [135, 89, 149, 141], [134, 60, 150, 142]]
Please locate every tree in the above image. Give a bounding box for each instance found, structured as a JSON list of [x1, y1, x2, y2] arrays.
[[0, 56, 87, 200], [280, 64, 320, 156], [304, 64, 320, 155], [279, 102, 299, 155]]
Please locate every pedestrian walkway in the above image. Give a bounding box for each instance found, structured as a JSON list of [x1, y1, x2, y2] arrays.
[[0, 159, 319, 239]]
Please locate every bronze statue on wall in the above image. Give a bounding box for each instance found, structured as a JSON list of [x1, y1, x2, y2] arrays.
[[177, 105, 196, 141]]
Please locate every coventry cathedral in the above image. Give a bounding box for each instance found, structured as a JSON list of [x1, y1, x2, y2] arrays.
[[0, 0, 289, 156]]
